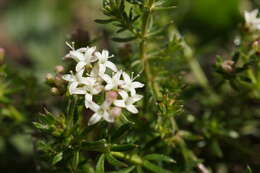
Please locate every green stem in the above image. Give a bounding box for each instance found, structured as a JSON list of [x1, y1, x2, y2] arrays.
[[140, 0, 161, 100], [67, 96, 78, 129]]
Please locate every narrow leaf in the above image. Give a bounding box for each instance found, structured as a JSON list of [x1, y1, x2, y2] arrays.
[[52, 152, 63, 165], [143, 160, 169, 173], [246, 166, 253, 173], [118, 166, 136, 173], [111, 123, 132, 141], [96, 154, 105, 173], [136, 166, 143, 173], [111, 144, 137, 152], [106, 153, 128, 167], [144, 154, 175, 163]]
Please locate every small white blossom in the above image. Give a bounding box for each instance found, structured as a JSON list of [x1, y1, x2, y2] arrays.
[[114, 91, 143, 114], [121, 72, 144, 96], [65, 46, 97, 72], [87, 101, 115, 125], [244, 9, 260, 31], [102, 71, 123, 90], [62, 69, 90, 95], [95, 50, 117, 73]]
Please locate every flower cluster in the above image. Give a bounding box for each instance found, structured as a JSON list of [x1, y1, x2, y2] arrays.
[[62, 44, 144, 125], [244, 9, 260, 31]]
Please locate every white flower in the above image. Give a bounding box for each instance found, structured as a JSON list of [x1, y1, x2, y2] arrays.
[[62, 69, 90, 95], [114, 91, 143, 114], [62, 45, 144, 125], [87, 101, 115, 125], [245, 9, 260, 30], [95, 50, 117, 73], [73, 77, 103, 99], [65, 47, 97, 71], [121, 72, 144, 96], [102, 71, 122, 90]]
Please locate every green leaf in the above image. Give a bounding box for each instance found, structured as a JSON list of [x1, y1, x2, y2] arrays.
[[143, 160, 169, 173], [211, 140, 223, 158], [71, 151, 80, 171], [96, 154, 105, 173], [112, 36, 137, 42], [52, 152, 63, 165], [111, 123, 132, 141], [117, 166, 136, 173], [106, 153, 128, 167], [33, 122, 49, 130], [81, 139, 107, 152], [246, 166, 253, 173], [108, 166, 136, 173], [136, 166, 143, 173], [111, 144, 137, 152], [144, 154, 175, 163]]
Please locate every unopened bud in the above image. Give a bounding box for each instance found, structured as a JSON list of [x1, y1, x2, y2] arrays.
[[110, 107, 122, 118], [221, 60, 235, 73], [50, 87, 60, 95], [0, 48, 5, 65], [252, 40, 260, 55], [54, 75, 65, 87], [45, 73, 55, 84], [106, 91, 118, 103], [55, 65, 65, 74]]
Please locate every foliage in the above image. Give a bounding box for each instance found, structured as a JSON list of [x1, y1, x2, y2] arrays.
[[0, 0, 259, 173]]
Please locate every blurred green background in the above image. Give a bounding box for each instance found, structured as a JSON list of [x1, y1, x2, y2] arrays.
[[0, 0, 259, 172], [0, 0, 252, 78]]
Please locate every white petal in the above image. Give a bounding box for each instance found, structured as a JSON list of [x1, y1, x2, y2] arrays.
[[130, 94, 143, 103], [76, 61, 87, 72], [86, 46, 96, 55], [114, 71, 122, 81], [68, 82, 78, 94], [118, 90, 128, 100], [105, 61, 117, 72], [102, 74, 112, 83], [132, 81, 144, 88], [88, 113, 102, 126], [102, 111, 114, 123], [114, 100, 126, 107], [71, 88, 87, 95], [251, 9, 259, 18], [87, 101, 100, 112], [105, 84, 114, 91], [94, 52, 102, 60], [102, 50, 109, 60], [123, 72, 131, 82], [70, 51, 85, 61], [99, 64, 106, 74], [76, 69, 84, 79], [126, 105, 138, 114], [62, 74, 74, 82], [130, 88, 136, 96], [85, 93, 93, 101]]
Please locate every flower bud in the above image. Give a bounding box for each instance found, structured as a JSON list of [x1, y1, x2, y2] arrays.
[[55, 65, 65, 74], [106, 91, 118, 103], [54, 75, 65, 87], [45, 73, 55, 84], [0, 48, 5, 65], [252, 40, 260, 55], [50, 87, 60, 95], [221, 60, 235, 73], [110, 107, 122, 118]]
